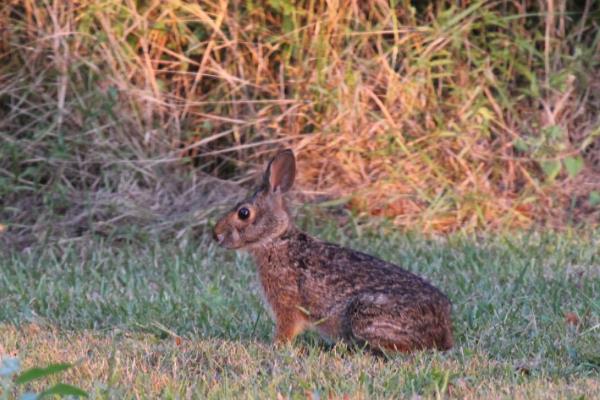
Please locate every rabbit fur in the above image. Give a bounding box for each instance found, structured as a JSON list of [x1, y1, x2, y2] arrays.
[[213, 149, 453, 353]]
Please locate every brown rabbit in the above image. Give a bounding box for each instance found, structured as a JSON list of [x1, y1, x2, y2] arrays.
[[213, 149, 453, 353]]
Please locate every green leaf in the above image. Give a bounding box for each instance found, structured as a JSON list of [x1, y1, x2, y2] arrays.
[[590, 191, 600, 207], [150, 21, 167, 31], [564, 156, 584, 178], [540, 160, 561, 181], [315, 195, 352, 208], [39, 383, 88, 398], [543, 125, 563, 141], [107, 86, 118, 102], [156, 79, 167, 93], [513, 138, 528, 153], [15, 363, 72, 385]]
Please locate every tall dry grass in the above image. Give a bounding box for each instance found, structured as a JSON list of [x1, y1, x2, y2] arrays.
[[1, 0, 599, 246]]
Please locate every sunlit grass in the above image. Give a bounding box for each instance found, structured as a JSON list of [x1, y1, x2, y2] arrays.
[[1, 226, 599, 398]]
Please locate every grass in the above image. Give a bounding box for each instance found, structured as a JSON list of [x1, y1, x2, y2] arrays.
[[2, 2, 599, 397], [1, 222, 599, 398]]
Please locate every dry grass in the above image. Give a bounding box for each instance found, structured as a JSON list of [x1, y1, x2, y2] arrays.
[[1, 0, 600, 246], [2, 323, 599, 399]]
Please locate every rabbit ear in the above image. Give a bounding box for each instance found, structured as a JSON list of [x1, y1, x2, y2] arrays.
[[263, 149, 296, 193]]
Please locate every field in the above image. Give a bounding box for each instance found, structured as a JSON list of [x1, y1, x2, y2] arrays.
[[1, 224, 599, 399], [2, 0, 600, 398]]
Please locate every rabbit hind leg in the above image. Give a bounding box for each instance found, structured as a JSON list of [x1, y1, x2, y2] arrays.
[[344, 294, 451, 353]]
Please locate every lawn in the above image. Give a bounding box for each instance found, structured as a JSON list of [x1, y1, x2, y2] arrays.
[[1, 225, 599, 399]]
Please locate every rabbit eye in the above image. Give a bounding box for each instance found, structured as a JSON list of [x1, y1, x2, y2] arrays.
[[238, 207, 250, 220]]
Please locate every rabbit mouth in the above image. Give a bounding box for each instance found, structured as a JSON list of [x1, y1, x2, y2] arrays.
[[213, 228, 243, 249], [214, 232, 233, 248]]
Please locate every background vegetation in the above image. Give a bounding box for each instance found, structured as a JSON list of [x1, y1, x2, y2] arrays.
[[1, 0, 599, 250]]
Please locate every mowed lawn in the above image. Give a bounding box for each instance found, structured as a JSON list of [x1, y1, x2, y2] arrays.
[[1, 227, 599, 399]]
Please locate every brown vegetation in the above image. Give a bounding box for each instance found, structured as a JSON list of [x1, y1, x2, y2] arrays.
[[1, 0, 599, 247]]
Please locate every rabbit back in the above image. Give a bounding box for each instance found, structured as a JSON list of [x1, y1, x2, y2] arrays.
[[252, 229, 453, 352]]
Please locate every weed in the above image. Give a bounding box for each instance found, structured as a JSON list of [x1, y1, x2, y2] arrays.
[[1, 1, 599, 248]]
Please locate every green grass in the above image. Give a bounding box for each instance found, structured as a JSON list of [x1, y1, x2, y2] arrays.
[[1, 225, 600, 398]]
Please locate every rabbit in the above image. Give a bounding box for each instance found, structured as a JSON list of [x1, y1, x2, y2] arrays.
[[213, 149, 453, 353]]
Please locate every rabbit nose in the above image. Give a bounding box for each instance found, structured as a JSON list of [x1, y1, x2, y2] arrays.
[[213, 229, 224, 244]]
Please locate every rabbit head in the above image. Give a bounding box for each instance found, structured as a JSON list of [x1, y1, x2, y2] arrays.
[[213, 149, 296, 249]]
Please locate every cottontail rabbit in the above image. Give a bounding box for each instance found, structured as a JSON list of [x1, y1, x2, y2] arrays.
[[213, 150, 453, 353]]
